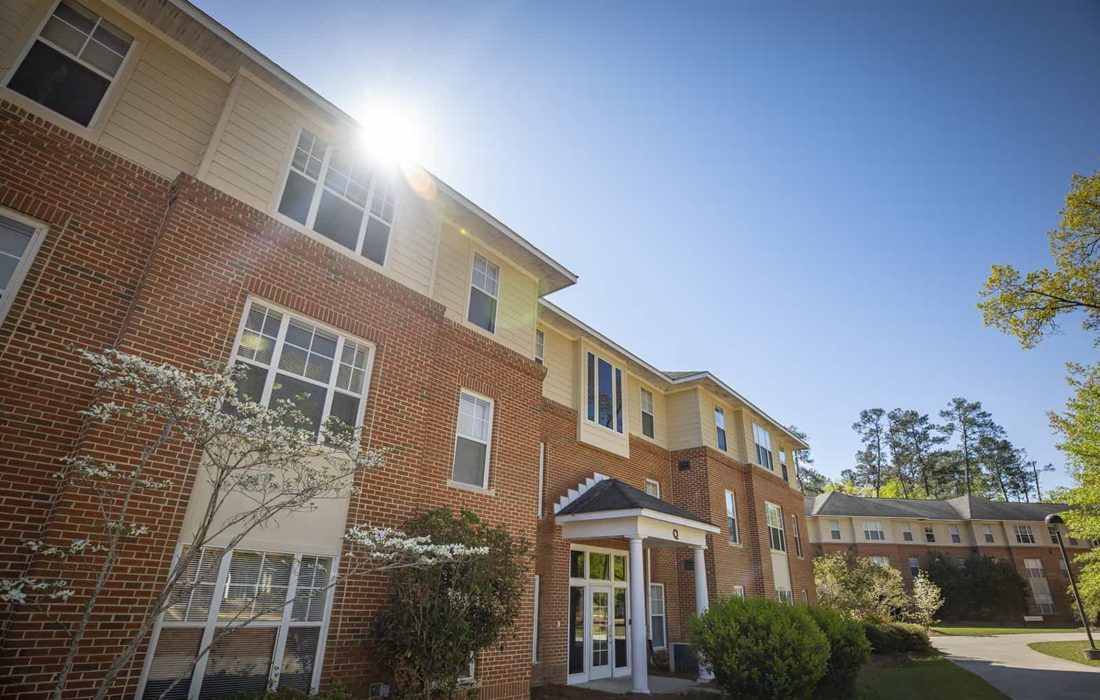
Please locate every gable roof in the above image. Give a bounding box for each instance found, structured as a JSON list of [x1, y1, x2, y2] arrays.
[[556, 478, 715, 527], [804, 491, 1068, 522]]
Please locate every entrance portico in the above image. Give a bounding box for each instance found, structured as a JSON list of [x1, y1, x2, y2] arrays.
[[555, 476, 720, 694]]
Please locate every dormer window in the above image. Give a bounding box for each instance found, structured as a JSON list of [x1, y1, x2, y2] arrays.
[[586, 351, 623, 433], [277, 129, 395, 266], [7, 0, 133, 127]]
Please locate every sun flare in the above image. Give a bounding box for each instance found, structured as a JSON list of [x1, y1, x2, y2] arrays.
[[355, 100, 426, 168]]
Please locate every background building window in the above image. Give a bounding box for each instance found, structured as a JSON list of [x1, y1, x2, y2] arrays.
[[753, 423, 774, 469], [983, 524, 995, 543], [534, 329, 545, 364], [715, 407, 727, 451], [725, 490, 739, 544], [649, 583, 666, 650], [869, 556, 890, 567], [949, 525, 962, 544], [644, 479, 661, 499], [863, 521, 885, 541], [1014, 524, 1036, 544], [452, 391, 493, 488], [0, 212, 46, 326], [901, 523, 914, 542], [640, 387, 655, 438], [908, 557, 920, 577], [8, 0, 133, 126], [766, 502, 786, 552], [792, 514, 803, 558], [586, 352, 623, 433], [232, 301, 372, 439], [277, 129, 395, 265], [924, 526, 936, 543], [829, 520, 841, 540], [779, 448, 789, 481], [467, 253, 500, 332]]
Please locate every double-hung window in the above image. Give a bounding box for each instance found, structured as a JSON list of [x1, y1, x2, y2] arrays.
[[1024, 558, 1055, 614], [277, 129, 396, 266], [908, 557, 920, 577], [714, 407, 727, 451], [141, 546, 333, 698], [639, 388, 655, 439], [8, 0, 133, 127], [534, 329, 545, 364], [467, 253, 500, 333], [753, 423, 774, 469], [1014, 524, 1036, 544], [869, 556, 890, 567], [766, 502, 786, 553], [863, 521, 885, 541], [644, 479, 661, 499], [829, 520, 841, 540], [901, 523, 914, 542], [0, 212, 47, 326], [1048, 525, 1060, 545], [983, 524, 995, 544], [779, 448, 789, 481], [231, 301, 372, 439], [586, 351, 623, 433], [949, 525, 962, 544], [924, 525, 936, 543], [452, 391, 493, 489], [648, 583, 666, 650], [792, 514, 803, 558], [776, 589, 793, 604], [725, 490, 739, 544]]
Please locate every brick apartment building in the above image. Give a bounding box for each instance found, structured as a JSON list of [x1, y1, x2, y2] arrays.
[[0, 1, 812, 698], [805, 492, 1094, 622]]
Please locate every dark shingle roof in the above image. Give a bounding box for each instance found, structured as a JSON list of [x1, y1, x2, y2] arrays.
[[804, 492, 1068, 522], [557, 478, 715, 527]]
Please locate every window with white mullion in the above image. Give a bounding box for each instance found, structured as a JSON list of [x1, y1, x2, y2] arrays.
[[467, 253, 500, 333]]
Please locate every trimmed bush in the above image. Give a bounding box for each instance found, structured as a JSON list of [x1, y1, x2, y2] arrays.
[[222, 688, 357, 700], [689, 596, 829, 700], [807, 606, 871, 697], [861, 620, 932, 654]]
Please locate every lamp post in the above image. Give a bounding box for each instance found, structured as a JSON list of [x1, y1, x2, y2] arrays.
[[1044, 513, 1099, 660]]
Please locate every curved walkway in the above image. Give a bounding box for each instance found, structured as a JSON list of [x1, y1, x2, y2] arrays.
[[932, 633, 1100, 700]]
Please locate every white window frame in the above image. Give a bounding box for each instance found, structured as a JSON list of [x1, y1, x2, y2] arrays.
[[766, 502, 786, 553], [869, 556, 890, 567], [725, 490, 739, 545], [274, 127, 397, 267], [792, 514, 803, 558], [1015, 524, 1036, 544], [534, 328, 545, 364], [829, 520, 841, 540], [644, 478, 661, 499], [714, 407, 727, 451], [908, 557, 920, 577], [732, 585, 746, 598], [134, 543, 338, 699], [467, 252, 500, 333], [924, 525, 936, 543], [863, 521, 885, 541], [753, 423, 774, 469], [0, 208, 49, 328], [949, 525, 962, 544], [901, 523, 913, 542], [639, 387, 655, 439], [585, 350, 625, 434], [779, 447, 788, 481], [776, 588, 793, 604], [983, 524, 995, 544], [450, 389, 494, 490], [648, 582, 667, 650], [3, 0, 137, 130], [229, 298, 375, 441]]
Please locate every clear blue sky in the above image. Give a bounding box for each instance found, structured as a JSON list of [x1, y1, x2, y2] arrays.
[[197, 0, 1099, 492]]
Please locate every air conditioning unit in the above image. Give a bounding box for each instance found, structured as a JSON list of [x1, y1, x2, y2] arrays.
[[670, 642, 699, 675]]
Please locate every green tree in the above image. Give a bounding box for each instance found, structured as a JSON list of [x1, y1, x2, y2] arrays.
[[788, 425, 832, 495], [887, 408, 945, 498], [940, 398, 994, 500], [979, 171, 1100, 349], [907, 572, 945, 629], [852, 409, 889, 497], [813, 552, 909, 621], [372, 509, 530, 698], [925, 552, 1029, 623]]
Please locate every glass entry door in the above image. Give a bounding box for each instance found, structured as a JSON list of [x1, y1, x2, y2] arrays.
[[589, 586, 612, 680]]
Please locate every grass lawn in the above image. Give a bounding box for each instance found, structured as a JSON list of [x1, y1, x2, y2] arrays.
[[932, 623, 1078, 636], [1027, 640, 1100, 667], [857, 654, 1008, 700]]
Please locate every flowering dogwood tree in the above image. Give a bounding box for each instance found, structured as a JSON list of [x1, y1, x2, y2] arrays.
[[1, 349, 483, 700]]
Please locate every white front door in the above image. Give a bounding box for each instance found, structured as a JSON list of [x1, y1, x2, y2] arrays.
[[589, 586, 612, 680]]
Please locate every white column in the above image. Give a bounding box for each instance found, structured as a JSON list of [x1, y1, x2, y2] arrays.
[[693, 545, 714, 682], [629, 535, 649, 694]]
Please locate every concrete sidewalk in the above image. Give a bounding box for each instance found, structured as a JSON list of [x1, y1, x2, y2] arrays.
[[933, 633, 1100, 700]]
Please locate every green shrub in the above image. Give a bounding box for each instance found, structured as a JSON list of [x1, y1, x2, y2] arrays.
[[925, 552, 1028, 622], [689, 596, 829, 700], [806, 606, 871, 697], [861, 620, 932, 654], [221, 687, 358, 700]]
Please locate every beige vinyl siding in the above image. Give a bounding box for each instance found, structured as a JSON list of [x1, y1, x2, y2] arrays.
[[0, 0, 38, 63], [627, 375, 667, 447], [202, 75, 297, 212], [540, 325, 575, 408], [99, 41, 226, 178], [432, 224, 537, 357], [666, 389, 702, 450]]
